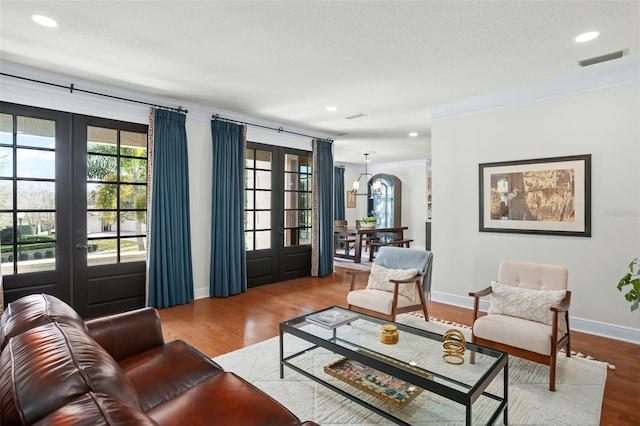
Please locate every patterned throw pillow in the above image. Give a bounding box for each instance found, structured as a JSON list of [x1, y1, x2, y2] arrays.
[[366, 264, 419, 300], [488, 282, 567, 333]]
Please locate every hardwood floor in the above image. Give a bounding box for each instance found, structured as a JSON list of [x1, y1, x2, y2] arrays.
[[157, 270, 637, 426]]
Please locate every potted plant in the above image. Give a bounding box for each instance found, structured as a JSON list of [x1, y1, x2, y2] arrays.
[[617, 258, 639, 312], [361, 215, 377, 229]]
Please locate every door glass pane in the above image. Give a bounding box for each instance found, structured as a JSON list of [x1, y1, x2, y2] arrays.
[[284, 154, 298, 172], [255, 190, 270, 209], [87, 154, 117, 181], [24, 212, 55, 241], [284, 192, 298, 209], [1, 254, 13, 276], [246, 149, 255, 168], [17, 148, 55, 179], [285, 172, 299, 190], [87, 183, 117, 209], [284, 229, 299, 247], [120, 158, 147, 183], [300, 175, 311, 191], [300, 193, 311, 209], [120, 236, 147, 263], [255, 170, 271, 189], [88, 126, 117, 153], [87, 238, 118, 265], [245, 211, 254, 230], [245, 170, 255, 189], [0, 146, 13, 176], [245, 189, 254, 209], [255, 150, 271, 169], [0, 113, 12, 144], [17, 181, 55, 209], [120, 211, 146, 236], [119, 184, 146, 209], [0, 212, 12, 247], [120, 131, 147, 157], [245, 231, 254, 250], [285, 210, 299, 227], [255, 211, 271, 230], [255, 230, 270, 250], [17, 243, 55, 273], [0, 181, 13, 209], [17, 116, 55, 148]]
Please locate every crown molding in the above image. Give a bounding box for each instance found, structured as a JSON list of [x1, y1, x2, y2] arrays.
[[0, 61, 333, 140], [430, 59, 640, 121]]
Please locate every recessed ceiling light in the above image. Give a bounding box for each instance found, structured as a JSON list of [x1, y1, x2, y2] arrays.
[[31, 14, 58, 28], [409, 132, 418, 137], [326, 105, 337, 112], [575, 31, 599, 43]]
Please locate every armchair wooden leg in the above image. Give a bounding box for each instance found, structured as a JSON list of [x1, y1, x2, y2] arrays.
[[416, 282, 429, 321], [550, 353, 557, 391]]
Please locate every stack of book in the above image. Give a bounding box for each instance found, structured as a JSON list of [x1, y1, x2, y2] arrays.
[[305, 308, 360, 329]]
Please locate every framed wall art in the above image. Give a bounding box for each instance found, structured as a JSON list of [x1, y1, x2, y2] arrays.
[[346, 190, 356, 208], [479, 154, 591, 237]]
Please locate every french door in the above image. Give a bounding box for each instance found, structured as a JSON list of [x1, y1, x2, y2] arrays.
[[0, 102, 147, 317], [245, 142, 312, 287]]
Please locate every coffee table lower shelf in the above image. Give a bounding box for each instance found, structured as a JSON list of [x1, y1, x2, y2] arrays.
[[324, 357, 424, 408]]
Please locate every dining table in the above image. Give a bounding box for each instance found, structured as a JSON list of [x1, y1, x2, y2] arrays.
[[334, 225, 409, 263]]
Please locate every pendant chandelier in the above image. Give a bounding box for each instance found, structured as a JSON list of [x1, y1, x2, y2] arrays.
[[351, 153, 382, 196]]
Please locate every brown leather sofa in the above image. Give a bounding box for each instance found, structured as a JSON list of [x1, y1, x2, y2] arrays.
[[0, 294, 319, 426]]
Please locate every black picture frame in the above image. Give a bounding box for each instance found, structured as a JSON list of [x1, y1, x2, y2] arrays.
[[479, 154, 591, 237]]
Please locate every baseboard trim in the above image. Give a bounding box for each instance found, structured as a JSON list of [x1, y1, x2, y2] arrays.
[[431, 291, 640, 345]]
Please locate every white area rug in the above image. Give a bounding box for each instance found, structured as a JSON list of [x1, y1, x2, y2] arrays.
[[213, 314, 607, 425]]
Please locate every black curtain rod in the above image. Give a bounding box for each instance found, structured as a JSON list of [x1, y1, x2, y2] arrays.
[[1, 73, 188, 114], [212, 114, 332, 143]]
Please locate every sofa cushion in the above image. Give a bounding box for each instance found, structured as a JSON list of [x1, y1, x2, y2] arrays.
[[120, 339, 224, 411], [0, 293, 87, 350], [366, 263, 419, 300], [34, 393, 159, 426], [146, 372, 302, 426], [487, 282, 567, 333], [0, 323, 140, 425]]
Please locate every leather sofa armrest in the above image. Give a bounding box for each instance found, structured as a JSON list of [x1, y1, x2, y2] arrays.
[[86, 307, 165, 362]]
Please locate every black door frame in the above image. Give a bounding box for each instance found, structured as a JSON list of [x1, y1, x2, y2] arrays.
[[245, 142, 311, 287]]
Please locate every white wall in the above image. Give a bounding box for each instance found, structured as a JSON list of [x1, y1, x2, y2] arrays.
[[431, 82, 640, 338], [342, 160, 428, 248]]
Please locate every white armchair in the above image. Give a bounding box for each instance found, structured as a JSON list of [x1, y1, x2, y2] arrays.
[[469, 260, 571, 391], [346, 247, 433, 322]]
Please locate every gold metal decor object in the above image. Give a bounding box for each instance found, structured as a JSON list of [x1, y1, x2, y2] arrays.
[[442, 329, 466, 365], [379, 323, 399, 344]]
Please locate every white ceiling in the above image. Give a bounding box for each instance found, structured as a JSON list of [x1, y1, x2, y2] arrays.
[[1, 1, 639, 164]]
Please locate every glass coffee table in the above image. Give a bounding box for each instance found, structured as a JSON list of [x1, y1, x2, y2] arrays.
[[280, 306, 508, 425]]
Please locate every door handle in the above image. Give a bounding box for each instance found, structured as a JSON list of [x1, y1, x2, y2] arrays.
[[278, 225, 284, 235], [76, 243, 88, 249]]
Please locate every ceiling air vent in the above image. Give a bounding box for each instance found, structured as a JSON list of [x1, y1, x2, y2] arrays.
[[345, 113, 368, 120], [577, 50, 625, 67]]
